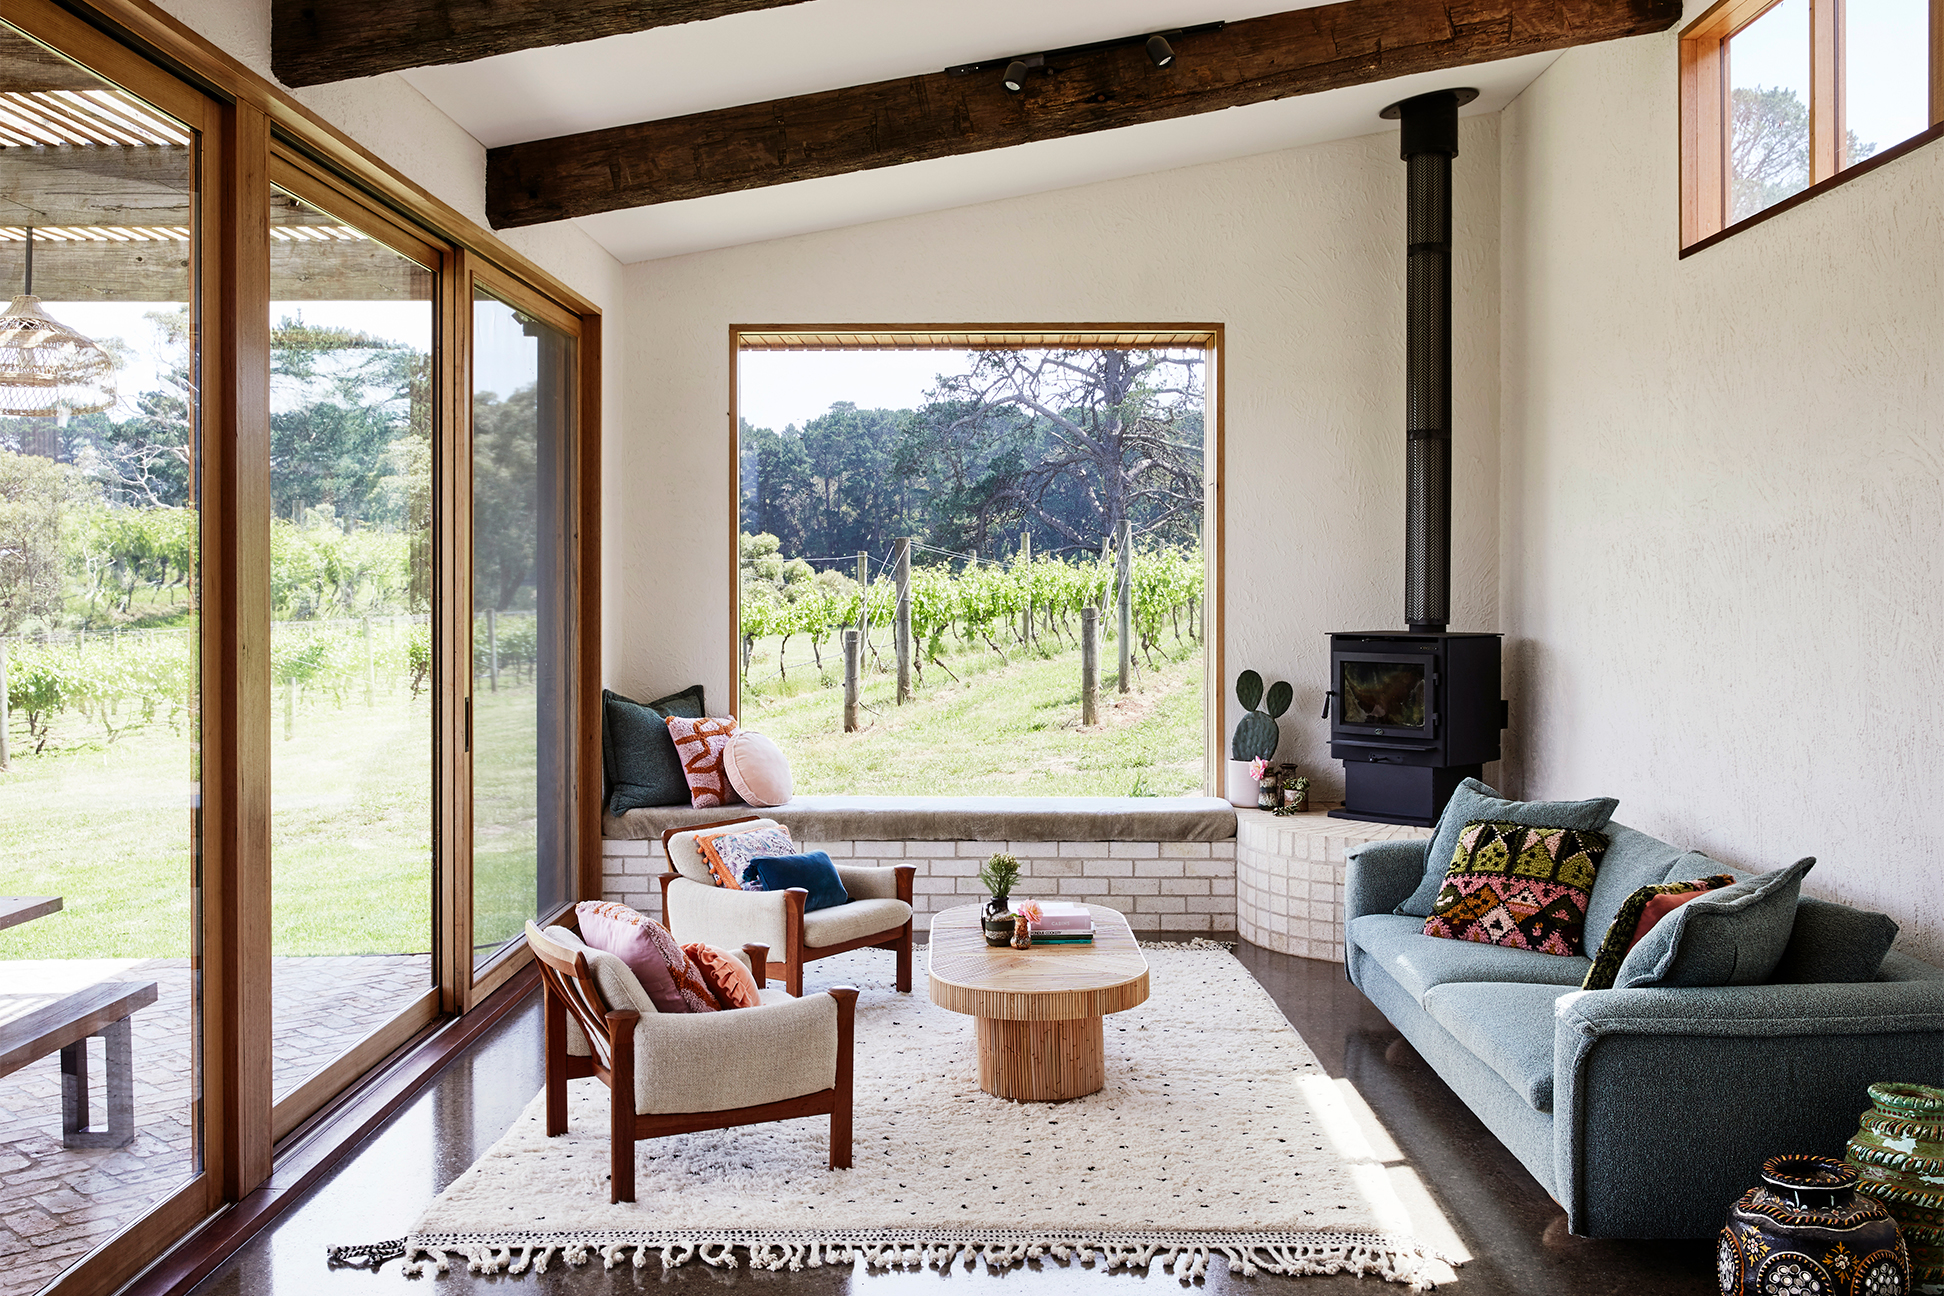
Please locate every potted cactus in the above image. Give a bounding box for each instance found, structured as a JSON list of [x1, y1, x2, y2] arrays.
[[1226, 669, 1292, 807]]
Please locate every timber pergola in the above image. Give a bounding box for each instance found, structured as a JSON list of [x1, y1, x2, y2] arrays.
[[485, 0, 1680, 228]]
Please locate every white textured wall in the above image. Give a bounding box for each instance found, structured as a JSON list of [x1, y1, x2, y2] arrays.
[[614, 122, 1502, 798], [1501, 33, 1944, 962]]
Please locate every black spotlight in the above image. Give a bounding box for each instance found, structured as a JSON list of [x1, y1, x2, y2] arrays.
[[1145, 34, 1175, 67], [1003, 60, 1030, 92]]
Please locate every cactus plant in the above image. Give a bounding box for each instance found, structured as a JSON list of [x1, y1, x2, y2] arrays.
[[1230, 669, 1292, 762]]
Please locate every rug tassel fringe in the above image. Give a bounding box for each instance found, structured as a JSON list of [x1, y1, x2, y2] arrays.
[[366, 1233, 1442, 1289]]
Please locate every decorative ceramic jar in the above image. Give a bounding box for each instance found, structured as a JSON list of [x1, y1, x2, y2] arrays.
[[982, 909, 1016, 947], [1719, 1154, 1909, 1296], [1257, 778, 1279, 810], [1848, 1081, 1944, 1294]]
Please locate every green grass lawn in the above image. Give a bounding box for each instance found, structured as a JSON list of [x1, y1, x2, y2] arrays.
[[739, 626, 1206, 797], [0, 674, 550, 962]]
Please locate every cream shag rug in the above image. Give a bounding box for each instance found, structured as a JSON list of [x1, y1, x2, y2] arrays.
[[338, 946, 1449, 1287]]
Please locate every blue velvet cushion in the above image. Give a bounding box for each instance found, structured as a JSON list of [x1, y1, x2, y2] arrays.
[[751, 851, 851, 912], [1614, 857, 1815, 989], [1397, 778, 1620, 918], [1770, 897, 1899, 984]]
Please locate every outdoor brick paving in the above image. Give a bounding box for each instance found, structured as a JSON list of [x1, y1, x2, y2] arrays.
[[0, 954, 429, 1296]]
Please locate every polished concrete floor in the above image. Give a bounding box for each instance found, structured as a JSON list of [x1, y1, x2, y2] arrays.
[[185, 945, 1713, 1295]]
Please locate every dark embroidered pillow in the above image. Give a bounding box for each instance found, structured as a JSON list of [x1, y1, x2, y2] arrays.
[[1422, 820, 1610, 956], [1581, 874, 1738, 990]]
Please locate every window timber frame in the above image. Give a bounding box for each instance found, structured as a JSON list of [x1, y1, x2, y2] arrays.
[[727, 324, 1226, 796], [4, 0, 604, 1292], [1680, 0, 1944, 253]]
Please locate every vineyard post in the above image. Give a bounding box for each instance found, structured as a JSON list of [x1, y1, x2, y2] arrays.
[[487, 607, 499, 693], [1018, 531, 1031, 645], [855, 552, 868, 625], [894, 537, 912, 704], [843, 629, 859, 732], [1117, 520, 1133, 694], [0, 640, 10, 771], [362, 617, 374, 707], [1081, 607, 1098, 726]]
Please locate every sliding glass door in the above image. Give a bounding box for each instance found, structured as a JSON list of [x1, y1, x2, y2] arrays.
[[468, 277, 576, 969], [266, 175, 439, 1124]]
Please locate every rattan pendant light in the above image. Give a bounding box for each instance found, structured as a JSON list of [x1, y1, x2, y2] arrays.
[[0, 230, 115, 418]]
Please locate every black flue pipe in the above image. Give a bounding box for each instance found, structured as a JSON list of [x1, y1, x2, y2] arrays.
[[1383, 88, 1475, 634]]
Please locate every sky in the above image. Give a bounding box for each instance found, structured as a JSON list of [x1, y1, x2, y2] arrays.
[[737, 349, 979, 433]]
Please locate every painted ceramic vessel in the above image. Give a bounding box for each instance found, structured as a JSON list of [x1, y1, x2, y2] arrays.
[[1848, 1082, 1944, 1295], [1719, 1154, 1909, 1296]]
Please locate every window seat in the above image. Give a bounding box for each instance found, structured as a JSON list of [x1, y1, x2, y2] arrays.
[[602, 795, 1237, 843], [600, 796, 1239, 938]]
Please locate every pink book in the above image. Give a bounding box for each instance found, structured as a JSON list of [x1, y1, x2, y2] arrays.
[[1030, 902, 1094, 932]]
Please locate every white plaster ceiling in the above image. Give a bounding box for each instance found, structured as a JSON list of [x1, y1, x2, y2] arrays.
[[397, 0, 1559, 263]]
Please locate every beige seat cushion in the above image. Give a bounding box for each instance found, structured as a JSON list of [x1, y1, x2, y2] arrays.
[[803, 897, 912, 948]]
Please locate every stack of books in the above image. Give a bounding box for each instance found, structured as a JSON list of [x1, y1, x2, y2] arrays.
[[1024, 901, 1094, 945]]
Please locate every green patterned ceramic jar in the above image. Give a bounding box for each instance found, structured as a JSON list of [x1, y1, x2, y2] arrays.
[[1848, 1081, 1944, 1295]]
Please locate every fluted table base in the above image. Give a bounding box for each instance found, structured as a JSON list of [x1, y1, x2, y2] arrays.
[[975, 1015, 1105, 1101]]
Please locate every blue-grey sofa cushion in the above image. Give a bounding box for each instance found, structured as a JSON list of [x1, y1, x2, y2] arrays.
[[1422, 982, 1571, 1111], [1581, 831, 1695, 950], [1615, 857, 1815, 989], [1398, 778, 1620, 918], [1347, 914, 1591, 1004], [1771, 897, 1899, 985]]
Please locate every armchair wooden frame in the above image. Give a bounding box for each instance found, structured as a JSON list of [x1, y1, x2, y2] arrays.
[[524, 922, 857, 1204], [658, 817, 916, 997]]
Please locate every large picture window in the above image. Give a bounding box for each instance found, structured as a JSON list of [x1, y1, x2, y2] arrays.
[[730, 328, 1222, 798], [1681, 0, 1944, 249]]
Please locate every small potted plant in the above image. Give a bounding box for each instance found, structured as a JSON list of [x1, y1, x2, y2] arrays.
[[979, 852, 1022, 945], [1252, 757, 1279, 810], [1228, 670, 1292, 807], [1282, 771, 1311, 813]]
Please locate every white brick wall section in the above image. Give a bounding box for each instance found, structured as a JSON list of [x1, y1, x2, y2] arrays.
[[1108, 840, 1160, 859]]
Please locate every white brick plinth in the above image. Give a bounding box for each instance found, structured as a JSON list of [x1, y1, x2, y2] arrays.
[[600, 836, 1239, 935], [1234, 808, 1431, 962]]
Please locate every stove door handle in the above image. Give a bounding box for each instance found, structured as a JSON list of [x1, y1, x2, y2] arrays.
[[1320, 690, 1336, 720]]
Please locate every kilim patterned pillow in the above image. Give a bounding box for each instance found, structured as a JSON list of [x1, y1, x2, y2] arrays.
[[1580, 874, 1738, 990], [663, 714, 742, 808], [1422, 820, 1611, 956], [693, 824, 795, 891]]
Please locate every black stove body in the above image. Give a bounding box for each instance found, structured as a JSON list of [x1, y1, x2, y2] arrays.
[[1325, 632, 1503, 827]]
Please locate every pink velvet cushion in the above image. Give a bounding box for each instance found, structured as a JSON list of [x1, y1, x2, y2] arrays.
[[574, 901, 718, 1013], [723, 731, 793, 808]]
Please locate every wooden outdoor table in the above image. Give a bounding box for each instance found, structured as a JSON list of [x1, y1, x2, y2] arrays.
[[927, 903, 1149, 1101], [0, 897, 61, 931]]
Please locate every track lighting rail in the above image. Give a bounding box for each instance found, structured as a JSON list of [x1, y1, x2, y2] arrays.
[[945, 21, 1226, 84]]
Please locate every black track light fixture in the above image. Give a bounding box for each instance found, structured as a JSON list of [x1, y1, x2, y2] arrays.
[[945, 21, 1221, 88]]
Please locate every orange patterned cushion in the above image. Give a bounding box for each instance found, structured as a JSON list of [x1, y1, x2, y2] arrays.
[[693, 823, 795, 890], [683, 942, 762, 1009], [663, 715, 742, 808]]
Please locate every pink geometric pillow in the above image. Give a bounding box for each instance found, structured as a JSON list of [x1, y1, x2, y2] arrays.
[[663, 714, 741, 808], [575, 901, 718, 1013]]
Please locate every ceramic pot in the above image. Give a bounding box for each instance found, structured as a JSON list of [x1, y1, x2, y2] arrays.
[[1257, 778, 1280, 810], [1225, 760, 1257, 808], [982, 910, 1015, 947], [1849, 1082, 1944, 1295], [1719, 1154, 1909, 1296], [1284, 787, 1310, 812]]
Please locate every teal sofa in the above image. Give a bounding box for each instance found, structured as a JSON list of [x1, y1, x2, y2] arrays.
[[1344, 823, 1944, 1237]]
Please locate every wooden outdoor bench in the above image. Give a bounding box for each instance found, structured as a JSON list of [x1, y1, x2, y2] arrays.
[[0, 979, 159, 1148]]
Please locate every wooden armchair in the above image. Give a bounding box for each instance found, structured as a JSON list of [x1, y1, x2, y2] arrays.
[[659, 817, 916, 997], [524, 921, 857, 1203]]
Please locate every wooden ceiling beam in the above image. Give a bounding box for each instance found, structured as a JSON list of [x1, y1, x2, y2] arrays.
[[485, 0, 1681, 229], [271, 0, 814, 88]]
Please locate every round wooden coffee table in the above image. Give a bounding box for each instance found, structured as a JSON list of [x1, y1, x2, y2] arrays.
[[927, 903, 1149, 1101]]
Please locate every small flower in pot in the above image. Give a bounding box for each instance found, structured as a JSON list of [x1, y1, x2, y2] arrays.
[[980, 853, 1022, 945], [1251, 757, 1278, 810]]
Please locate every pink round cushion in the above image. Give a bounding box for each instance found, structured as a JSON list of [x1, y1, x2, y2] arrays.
[[722, 730, 793, 807]]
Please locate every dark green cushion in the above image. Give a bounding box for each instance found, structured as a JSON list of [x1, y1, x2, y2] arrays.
[[1770, 897, 1899, 984], [602, 685, 705, 813], [1397, 778, 1620, 918], [1615, 857, 1815, 989]]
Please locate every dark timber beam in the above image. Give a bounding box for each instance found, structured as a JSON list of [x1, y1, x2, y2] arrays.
[[486, 0, 1681, 228], [271, 0, 814, 87]]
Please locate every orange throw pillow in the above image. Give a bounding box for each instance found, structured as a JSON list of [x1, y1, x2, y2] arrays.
[[664, 715, 741, 808], [683, 943, 762, 1009]]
